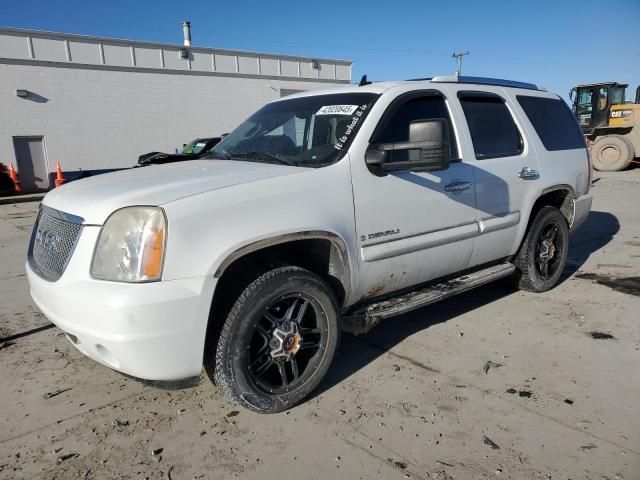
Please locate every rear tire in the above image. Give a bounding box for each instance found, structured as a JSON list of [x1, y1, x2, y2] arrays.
[[512, 206, 569, 292], [206, 266, 340, 413], [591, 135, 634, 171]]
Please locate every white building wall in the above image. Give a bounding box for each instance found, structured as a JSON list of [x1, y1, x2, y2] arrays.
[[0, 63, 346, 171], [0, 28, 352, 178]]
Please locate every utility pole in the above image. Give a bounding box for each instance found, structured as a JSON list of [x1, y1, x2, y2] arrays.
[[452, 51, 470, 77]]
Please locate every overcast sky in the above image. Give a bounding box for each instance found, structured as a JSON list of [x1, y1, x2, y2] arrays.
[[3, 0, 639, 101]]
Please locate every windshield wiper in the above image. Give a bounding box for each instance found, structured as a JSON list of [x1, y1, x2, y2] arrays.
[[232, 151, 296, 166], [205, 151, 232, 160]]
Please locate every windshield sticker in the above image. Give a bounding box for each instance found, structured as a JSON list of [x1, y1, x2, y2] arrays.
[[334, 103, 370, 151], [316, 105, 359, 116]]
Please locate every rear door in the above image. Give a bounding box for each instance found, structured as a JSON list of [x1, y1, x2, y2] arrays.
[[451, 88, 541, 267]]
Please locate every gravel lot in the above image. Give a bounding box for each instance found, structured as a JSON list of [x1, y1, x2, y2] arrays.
[[1, 170, 638, 480]]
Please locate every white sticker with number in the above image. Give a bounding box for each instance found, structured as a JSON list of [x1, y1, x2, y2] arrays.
[[316, 105, 359, 116]]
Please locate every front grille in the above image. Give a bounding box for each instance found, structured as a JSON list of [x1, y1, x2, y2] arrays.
[[28, 206, 84, 281]]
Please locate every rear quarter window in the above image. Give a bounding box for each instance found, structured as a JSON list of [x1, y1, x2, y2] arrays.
[[516, 96, 586, 151]]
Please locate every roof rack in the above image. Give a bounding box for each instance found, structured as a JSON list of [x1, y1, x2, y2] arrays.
[[429, 75, 543, 91]]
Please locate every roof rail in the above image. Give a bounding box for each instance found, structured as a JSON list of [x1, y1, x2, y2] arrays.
[[430, 75, 543, 91]]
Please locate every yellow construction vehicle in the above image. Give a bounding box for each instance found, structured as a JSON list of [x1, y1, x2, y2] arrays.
[[571, 82, 640, 171]]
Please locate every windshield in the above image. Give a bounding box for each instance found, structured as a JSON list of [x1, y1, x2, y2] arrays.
[[182, 140, 209, 155], [209, 92, 379, 167]]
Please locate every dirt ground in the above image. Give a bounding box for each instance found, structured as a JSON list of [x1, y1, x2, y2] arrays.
[[1, 170, 639, 480]]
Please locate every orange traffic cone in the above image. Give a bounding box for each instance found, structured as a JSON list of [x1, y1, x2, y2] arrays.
[[54, 161, 66, 187], [8, 161, 21, 194]]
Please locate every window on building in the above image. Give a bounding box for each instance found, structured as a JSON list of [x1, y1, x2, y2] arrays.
[[517, 96, 585, 151], [459, 95, 523, 159]]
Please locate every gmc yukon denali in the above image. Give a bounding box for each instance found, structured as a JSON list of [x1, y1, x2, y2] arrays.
[[27, 76, 592, 412]]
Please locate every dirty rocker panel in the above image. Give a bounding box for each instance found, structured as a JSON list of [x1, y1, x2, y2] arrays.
[[343, 262, 515, 334]]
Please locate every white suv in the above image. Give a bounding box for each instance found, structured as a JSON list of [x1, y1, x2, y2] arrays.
[[27, 76, 592, 412]]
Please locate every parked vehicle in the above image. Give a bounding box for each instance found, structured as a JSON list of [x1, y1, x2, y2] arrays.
[[27, 76, 592, 413], [137, 137, 221, 166], [570, 82, 640, 171]]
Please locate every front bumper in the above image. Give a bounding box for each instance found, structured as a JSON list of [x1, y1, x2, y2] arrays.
[[26, 226, 217, 381], [571, 193, 593, 232]]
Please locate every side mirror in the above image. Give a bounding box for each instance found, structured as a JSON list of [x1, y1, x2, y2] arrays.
[[364, 148, 388, 166], [366, 118, 451, 173]]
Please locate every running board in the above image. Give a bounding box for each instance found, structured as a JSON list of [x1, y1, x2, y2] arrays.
[[343, 263, 515, 335]]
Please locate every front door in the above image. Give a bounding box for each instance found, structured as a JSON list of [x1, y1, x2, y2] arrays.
[[575, 86, 610, 133], [451, 88, 541, 267], [350, 90, 477, 301], [13, 136, 49, 192]]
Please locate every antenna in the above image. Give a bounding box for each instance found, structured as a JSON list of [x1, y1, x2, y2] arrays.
[[358, 74, 372, 86], [452, 51, 470, 77]]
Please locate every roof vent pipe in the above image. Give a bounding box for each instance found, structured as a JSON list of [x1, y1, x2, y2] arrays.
[[182, 21, 192, 47]]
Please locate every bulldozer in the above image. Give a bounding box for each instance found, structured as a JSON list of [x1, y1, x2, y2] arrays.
[[571, 82, 640, 171]]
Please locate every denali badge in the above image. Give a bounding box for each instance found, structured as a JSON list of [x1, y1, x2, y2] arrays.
[[35, 228, 62, 253], [360, 229, 400, 242]]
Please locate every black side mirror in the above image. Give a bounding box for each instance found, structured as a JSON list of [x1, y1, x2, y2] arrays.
[[366, 118, 451, 173]]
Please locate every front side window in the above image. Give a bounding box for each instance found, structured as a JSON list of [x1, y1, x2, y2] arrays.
[[459, 95, 523, 159], [576, 89, 593, 114], [373, 95, 458, 162], [210, 93, 379, 167]]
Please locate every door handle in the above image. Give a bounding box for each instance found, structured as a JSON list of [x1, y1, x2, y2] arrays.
[[445, 181, 472, 192], [518, 167, 539, 179]]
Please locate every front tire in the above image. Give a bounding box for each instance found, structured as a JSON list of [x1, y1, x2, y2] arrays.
[[207, 266, 340, 413], [512, 206, 569, 292], [591, 135, 634, 171]]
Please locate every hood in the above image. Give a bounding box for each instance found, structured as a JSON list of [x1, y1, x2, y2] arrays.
[[43, 160, 306, 224]]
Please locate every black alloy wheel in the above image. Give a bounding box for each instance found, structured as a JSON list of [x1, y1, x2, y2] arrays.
[[512, 206, 569, 292], [247, 294, 326, 395], [207, 266, 340, 413]]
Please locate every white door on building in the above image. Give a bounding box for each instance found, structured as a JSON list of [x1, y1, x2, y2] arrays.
[[12, 136, 49, 192]]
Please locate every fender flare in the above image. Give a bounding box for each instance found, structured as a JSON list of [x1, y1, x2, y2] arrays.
[[213, 230, 354, 301], [538, 184, 577, 226]]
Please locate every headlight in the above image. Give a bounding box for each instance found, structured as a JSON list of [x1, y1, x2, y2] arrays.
[[91, 206, 167, 282]]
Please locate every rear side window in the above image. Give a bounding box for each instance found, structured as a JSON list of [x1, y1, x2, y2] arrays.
[[517, 96, 586, 151], [459, 95, 523, 159]]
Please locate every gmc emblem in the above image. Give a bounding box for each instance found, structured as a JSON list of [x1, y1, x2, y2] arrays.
[[35, 229, 62, 253]]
